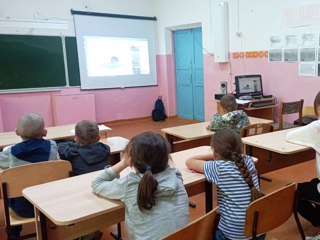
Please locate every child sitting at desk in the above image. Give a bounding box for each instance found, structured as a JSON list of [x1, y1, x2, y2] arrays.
[[58, 119, 110, 176], [91, 131, 190, 240], [0, 112, 59, 238], [286, 91, 320, 231], [186, 129, 265, 240], [208, 94, 250, 133], [58, 119, 110, 240]]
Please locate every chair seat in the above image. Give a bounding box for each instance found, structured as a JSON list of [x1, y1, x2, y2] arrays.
[[9, 208, 35, 226]]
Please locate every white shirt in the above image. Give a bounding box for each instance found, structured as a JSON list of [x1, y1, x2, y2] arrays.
[[286, 120, 320, 193]]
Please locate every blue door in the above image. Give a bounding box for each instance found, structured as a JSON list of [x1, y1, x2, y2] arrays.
[[174, 28, 204, 121]]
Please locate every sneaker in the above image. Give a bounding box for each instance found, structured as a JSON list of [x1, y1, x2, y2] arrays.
[[306, 233, 320, 240]]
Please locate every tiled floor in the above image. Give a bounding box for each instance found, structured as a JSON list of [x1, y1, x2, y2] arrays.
[[0, 116, 319, 240]]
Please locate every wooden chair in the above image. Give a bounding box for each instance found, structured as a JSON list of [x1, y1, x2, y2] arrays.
[[0, 160, 72, 240], [244, 182, 305, 240], [274, 99, 304, 130], [161, 207, 220, 240], [240, 123, 274, 182]]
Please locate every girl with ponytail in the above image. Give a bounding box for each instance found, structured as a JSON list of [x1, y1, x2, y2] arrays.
[[186, 128, 265, 240], [91, 131, 189, 240]]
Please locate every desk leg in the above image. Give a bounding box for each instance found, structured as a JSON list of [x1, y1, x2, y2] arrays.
[[165, 133, 174, 148], [205, 181, 213, 213], [110, 223, 122, 240], [35, 208, 48, 240]]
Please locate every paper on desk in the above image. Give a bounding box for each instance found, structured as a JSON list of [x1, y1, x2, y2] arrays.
[[236, 99, 251, 105], [70, 124, 112, 134]]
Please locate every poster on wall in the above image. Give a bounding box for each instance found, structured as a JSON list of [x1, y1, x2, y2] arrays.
[[284, 49, 298, 62], [300, 33, 318, 47], [300, 48, 316, 61], [269, 49, 283, 61], [299, 62, 316, 76]]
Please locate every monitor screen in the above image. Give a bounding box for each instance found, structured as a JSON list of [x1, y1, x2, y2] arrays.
[[235, 75, 263, 98]]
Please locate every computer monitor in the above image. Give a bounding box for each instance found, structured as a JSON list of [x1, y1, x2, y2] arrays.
[[235, 74, 263, 98]]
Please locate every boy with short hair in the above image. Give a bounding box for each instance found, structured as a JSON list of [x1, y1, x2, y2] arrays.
[[58, 120, 110, 239], [0, 112, 59, 238], [58, 119, 111, 176], [207, 94, 250, 133]]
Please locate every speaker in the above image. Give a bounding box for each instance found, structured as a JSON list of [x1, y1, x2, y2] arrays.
[[211, 0, 229, 62], [220, 81, 227, 94]]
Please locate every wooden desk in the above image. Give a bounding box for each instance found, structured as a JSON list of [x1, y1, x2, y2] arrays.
[[100, 137, 129, 165], [242, 128, 315, 174], [0, 124, 111, 149], [215, 97, 277, 120], [162, 117, 273, 152], [22, 146, 212, 240]]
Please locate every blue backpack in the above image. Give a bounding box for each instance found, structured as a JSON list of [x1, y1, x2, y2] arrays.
[[152, 96, 167, 122]]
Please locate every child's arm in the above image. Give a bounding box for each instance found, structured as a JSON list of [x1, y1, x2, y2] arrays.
[[0, 148, 11, 169], [185, 153, 214, 173], [91, 152, 131, 200]]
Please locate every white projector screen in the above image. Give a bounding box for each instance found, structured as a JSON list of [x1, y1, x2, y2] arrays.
[[73, 12, 157, 89]]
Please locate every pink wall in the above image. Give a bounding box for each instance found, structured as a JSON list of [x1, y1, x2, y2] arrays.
[[1, 51, 319, 132], [0, 85, 160, 132], [203, 53, 320, 122]]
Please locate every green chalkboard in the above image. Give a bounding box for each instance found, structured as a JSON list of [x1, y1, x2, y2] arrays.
[[65, 37, 81, 86], [0, 35, 66, 90]]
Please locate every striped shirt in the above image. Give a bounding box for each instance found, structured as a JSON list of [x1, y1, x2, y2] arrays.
[[204, 155, 259, 240]]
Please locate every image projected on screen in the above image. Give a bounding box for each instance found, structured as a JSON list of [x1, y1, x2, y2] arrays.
[[84, 36, 150, 77]]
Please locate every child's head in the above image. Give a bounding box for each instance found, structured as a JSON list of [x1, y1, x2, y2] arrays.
[[16, 112, 47, 140], [122, 131, 171, 211], [75, 120, 100, 145], [211, 128, 242, 160], [314, 91, 320, 117], [219, 94, 237, 113], [211, 129, 255, 189]]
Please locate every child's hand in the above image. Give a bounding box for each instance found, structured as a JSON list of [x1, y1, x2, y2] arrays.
[[120, 152, 131, 168]]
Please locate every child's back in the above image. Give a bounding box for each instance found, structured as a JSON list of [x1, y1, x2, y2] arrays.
[[208, 94, 250, 133], [58, 120, 110, 176], [186, 129, 263, 240], [91, 132, 189, 240], [0, 112, 59, 238]]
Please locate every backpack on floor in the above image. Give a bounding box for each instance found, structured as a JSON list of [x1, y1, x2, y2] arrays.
[[152, 96, 167, 122]]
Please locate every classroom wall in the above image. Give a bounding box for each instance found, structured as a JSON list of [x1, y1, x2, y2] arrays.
[[1, 0, 320, 131], [0, 0, 159, 131], [155, 0, 320, 122]]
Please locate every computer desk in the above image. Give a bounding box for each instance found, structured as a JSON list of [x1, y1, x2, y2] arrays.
[[0, 124, 111, 149], [214, 97, 277, 120], [22, 146, 213, 240], [242, 128, 315, 174], [162, 116, 273, 152]]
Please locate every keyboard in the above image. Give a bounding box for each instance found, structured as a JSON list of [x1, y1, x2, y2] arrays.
[[250, 101, 274, 108]]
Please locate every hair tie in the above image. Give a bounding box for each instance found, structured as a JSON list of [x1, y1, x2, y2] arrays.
[[147, 165, 152, 171]]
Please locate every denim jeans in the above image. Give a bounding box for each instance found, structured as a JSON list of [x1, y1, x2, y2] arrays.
[[215, 228, 266, 240]]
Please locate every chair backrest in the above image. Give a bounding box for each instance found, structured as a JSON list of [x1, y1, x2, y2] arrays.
[[240, 123, 274, 138], [244, 182, 297, 238], [0, 160, 72, 198], [278, 99, 304, 130], [161, 207, 220, 240]]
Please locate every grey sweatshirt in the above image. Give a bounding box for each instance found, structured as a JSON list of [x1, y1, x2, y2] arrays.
[[91, 166, 190, 240]]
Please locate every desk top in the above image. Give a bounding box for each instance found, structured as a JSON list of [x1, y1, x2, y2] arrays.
[[161, 117, 273, 140], [0, 124, 111, 149], [22, 146, 209, 226], [100, 136, 129, 153], [242, 128, 311, 154]]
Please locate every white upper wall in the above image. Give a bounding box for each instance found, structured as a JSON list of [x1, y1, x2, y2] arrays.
[[156, 0, 320, 54], [1, 0, 320, 55], [0, 0, 156, 36]]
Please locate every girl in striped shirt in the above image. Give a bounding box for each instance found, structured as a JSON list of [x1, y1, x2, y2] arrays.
[[186, 128, 265, 240]]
